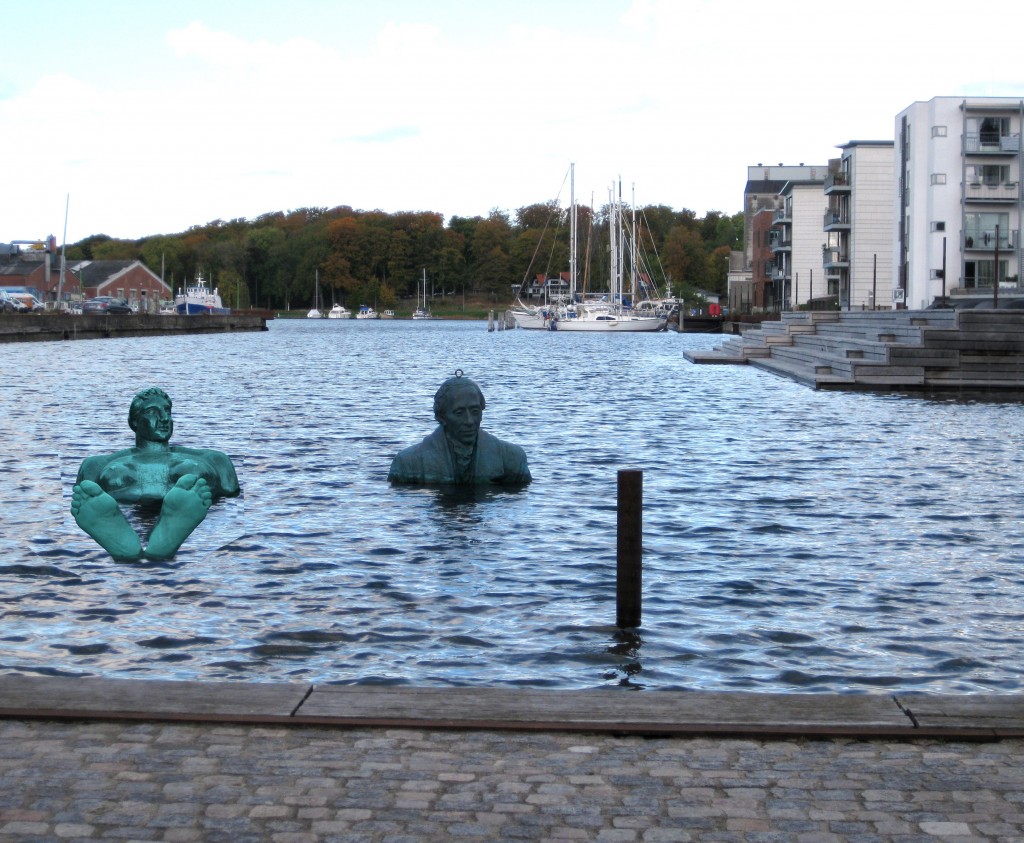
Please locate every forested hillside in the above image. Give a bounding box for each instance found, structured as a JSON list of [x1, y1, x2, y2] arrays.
[[67, 201, 741, 311]]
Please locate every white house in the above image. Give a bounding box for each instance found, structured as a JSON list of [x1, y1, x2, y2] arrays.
[[824, 140, 895, 310], [895, 97, 1023, 308]]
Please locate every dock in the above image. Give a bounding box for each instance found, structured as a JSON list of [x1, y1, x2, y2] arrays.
[[2, 676, 1024, 840], [2, 674, 1023, 739], [0, 312, 269, 343], [687, 308, 1024, 391]]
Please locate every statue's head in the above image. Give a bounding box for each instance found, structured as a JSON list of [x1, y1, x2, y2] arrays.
[[128, 387, 173, 444], [433, 374, 485, 446]]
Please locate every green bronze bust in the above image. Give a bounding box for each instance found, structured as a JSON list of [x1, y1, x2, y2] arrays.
[[72, 387, 240, 561], [388, 372, 531, 486]]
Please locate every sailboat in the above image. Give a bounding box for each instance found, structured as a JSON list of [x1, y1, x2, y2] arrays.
[[550, 169, 666, 333], [412, 269, 433, 319], [307, 270, 323, 318]]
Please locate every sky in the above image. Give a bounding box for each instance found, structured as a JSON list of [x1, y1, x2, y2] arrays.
[[2, 0, 1022, 244]]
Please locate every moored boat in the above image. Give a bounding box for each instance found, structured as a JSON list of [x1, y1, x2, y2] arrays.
[[356, 305, 379, 319], [175, 272, 230, 315], [328, 304, 351, 319]]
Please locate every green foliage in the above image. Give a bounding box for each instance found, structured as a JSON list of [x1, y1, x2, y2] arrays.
[[68, 199, 740, 309]]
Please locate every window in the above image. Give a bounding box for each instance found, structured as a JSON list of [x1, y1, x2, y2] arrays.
[[967, 164, 1010, 185], [930, 173, 947, 185], [980, 116, 1010, 145], [931, 221, 946, 232], [965, 212, 1009, 248], [931, 125, 947, 137]]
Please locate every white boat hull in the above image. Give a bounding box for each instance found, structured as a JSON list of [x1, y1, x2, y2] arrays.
[[552, 314, 666, 332]]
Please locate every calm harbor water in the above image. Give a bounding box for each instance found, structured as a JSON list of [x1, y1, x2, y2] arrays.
[[2, 318, 1024, 693]]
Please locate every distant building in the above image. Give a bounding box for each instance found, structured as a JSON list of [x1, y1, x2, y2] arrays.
[[76, 260, 171, 311], [750, 209, 777, 311], [771, 177, 828, 309], [824, 140, 895, 310], [896, 97, 1023, 308], [0, 245, 80, 306], [743, 164, 827, 268]]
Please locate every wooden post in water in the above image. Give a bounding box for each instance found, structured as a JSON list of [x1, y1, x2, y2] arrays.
[[616, 469, 642, 628], [488, 310, 494, 332]]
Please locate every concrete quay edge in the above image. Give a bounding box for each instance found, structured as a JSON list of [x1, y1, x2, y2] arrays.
[[1, 674, 1022, 741]]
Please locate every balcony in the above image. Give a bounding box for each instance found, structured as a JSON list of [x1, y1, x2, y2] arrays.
[[965, 181, 1020, 203], [771, 267, 786, 282], [770, 237, 792, 254], [824, 172, 851, 193], [964, 228, 1019, 250], [823, 210, 851, 231], [772, 208, 791, 224], [965, 133, 1021, 155], [823, 247, 849, 269]]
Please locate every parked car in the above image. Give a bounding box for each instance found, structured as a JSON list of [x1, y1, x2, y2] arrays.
[[82, 296, 132, 315], [0, 291, 22, 312], [1, 291, 44, 313]]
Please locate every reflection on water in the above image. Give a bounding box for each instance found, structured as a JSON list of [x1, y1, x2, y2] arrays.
[[2, 319, 1024, 693]]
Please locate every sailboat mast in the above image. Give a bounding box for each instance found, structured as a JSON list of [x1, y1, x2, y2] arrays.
[[631, 183, 638, 299], [569, 163, 576, 301], [608, 183, 618, 306]]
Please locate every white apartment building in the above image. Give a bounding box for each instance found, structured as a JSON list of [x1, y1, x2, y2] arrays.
[[771, 179, 827, 309], [896, 97, 1024, 308], [824, 140, 894, 310]]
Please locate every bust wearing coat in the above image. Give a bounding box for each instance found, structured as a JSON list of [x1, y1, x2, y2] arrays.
[[388, 375, 531, 486]]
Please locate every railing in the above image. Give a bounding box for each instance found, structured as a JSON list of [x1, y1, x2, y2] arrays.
[[824, 173, 850, 191], [964, 228, 1019, 249], [772, 208, 790, 224], [965, 182, 1020, 202], [965, 133, 1021, 154], [822, 248, 849, 267], [823, 210, 850, 227]]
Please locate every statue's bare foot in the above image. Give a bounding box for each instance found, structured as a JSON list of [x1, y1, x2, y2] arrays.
[[71, 480, 143, 561], [145, 474, 212, 559]]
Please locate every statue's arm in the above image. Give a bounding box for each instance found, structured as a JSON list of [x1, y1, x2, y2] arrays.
[[211, 451, 240, 497], [75, 454, 109, 486], [502, 443, 532, 484]]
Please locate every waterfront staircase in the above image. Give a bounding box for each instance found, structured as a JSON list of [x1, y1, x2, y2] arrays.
[[684, 309, 1024, 391]]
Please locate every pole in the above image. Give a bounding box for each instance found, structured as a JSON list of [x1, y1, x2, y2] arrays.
[[994, 224, 1000, 307], [872, 254, 877, 311], [941, 238, 947, 305], [616, 469, 642, 629], [57, 193, 69, 309]]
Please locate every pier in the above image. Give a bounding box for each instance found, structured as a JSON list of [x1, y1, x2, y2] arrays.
[[687, 308, 1024, 390], [0, 312, 268, 344], [2, 676, 1024, 841]]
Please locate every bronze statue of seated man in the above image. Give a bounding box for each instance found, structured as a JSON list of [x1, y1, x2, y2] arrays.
[[388, 373, 531, 486], [72, 387, 240, 561]]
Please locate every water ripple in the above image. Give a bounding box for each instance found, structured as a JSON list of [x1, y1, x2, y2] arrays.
[[2, 320, 1024, 692]]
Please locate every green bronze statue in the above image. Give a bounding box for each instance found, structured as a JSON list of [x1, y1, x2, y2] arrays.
[[388, 372, 531, 486], [72, 387, 240, 561]]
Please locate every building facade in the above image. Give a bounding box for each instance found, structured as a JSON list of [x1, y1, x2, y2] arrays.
[[896, 97, 1024, 308], [771, 179, 828, 309], [824, 140, 895, 310]]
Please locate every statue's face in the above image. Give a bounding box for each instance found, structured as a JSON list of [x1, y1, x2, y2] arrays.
[[136, 396, 173, 443], [439, 385, 482, 446]]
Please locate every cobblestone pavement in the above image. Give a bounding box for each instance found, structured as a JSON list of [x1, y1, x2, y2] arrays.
[[2, 719, 1024, 842]]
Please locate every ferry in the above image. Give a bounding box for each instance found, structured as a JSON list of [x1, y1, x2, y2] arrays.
[[175, 273, 230, 315]]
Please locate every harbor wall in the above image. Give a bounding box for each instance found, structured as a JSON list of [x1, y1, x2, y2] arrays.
[[0, 313, 268, 343]]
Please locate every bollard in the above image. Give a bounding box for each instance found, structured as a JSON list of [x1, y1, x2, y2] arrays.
[[616, 469, 642, 628]]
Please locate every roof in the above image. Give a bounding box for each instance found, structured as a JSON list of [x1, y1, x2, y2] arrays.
[[744, 179, 788, 195], [76, 260, 144, 286], [0, 259, 46, 278]]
